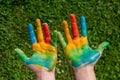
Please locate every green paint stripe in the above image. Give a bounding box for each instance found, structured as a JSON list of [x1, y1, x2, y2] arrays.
[[15, 48, 28, 62], [52, 31, 57, 46], [97, 42, 109, 52], [57, 32, 67, 48]]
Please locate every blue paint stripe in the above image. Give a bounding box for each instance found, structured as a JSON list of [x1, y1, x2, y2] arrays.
[[28, 24, 37, 44], [88, 52, 100, 64], [80, 16, 87, 36]]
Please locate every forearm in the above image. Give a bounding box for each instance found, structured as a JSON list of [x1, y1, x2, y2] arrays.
[[36, 69, 55, 80], [74, 65, 96, 80]]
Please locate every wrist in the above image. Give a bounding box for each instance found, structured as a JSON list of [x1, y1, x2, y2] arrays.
[[73, 65, 96, 80], [36, 68, 55, 80]]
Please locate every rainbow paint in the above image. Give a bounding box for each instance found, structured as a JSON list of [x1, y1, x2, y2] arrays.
[[58, 14, 109, 67], [15, 19, 57, 71]]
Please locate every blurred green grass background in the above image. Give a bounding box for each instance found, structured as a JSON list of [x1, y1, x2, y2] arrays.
[[0, 0, 120, 80]]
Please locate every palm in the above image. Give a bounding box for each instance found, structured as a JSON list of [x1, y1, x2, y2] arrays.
[[58, 14, 109, 68], [27, 42, 57, 70], [15, 19, 57, 71]]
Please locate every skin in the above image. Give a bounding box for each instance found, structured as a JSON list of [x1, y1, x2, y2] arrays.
[[58, 14, 109, 80], [14, 14, 109, 80], [15, 19, 57, 80]]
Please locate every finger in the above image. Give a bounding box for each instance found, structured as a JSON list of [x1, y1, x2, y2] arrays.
[[97, 42, 109, 52], [57, 31, 67, 48], [51, 30, 57, 47], [70, 14, 79, 39], [36, 19, 44, 42], [80, 16, 87, 36], [62, 20, 72, 43], [42, 23, 51, 44], [28, 24, 37, 44], [14, 48, 28, 62]]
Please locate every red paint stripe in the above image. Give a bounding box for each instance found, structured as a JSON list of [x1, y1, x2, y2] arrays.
[[70, 14, 79, 40], [43, 23, 51, 44]]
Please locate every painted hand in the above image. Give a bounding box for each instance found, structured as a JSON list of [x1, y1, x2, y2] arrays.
[[15, 19, 57, 72], [58, 14, 109, 68]]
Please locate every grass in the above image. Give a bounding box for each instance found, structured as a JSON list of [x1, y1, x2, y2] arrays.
[[0, 0, 120, 80]]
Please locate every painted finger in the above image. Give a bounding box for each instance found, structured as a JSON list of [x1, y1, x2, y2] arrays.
[[80, 16, 87, 36], [36, 19, 44, 42], [28, 24, 37, 44], [57, 31, 67, 48], [51, 30, 57, 47], [97, 42, 109, 53], [15, 48, 28, 62], [62, 20, 72, 43], [42, 23, 51, 44], [70, 14, 79, 39]]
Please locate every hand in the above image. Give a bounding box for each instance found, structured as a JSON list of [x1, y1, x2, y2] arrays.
[[58, 14, 109, 68], [15, 19, 57, 74]]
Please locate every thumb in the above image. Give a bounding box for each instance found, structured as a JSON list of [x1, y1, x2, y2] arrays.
[[97, 42, 109, 52], [14, 48, 28, 62]]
